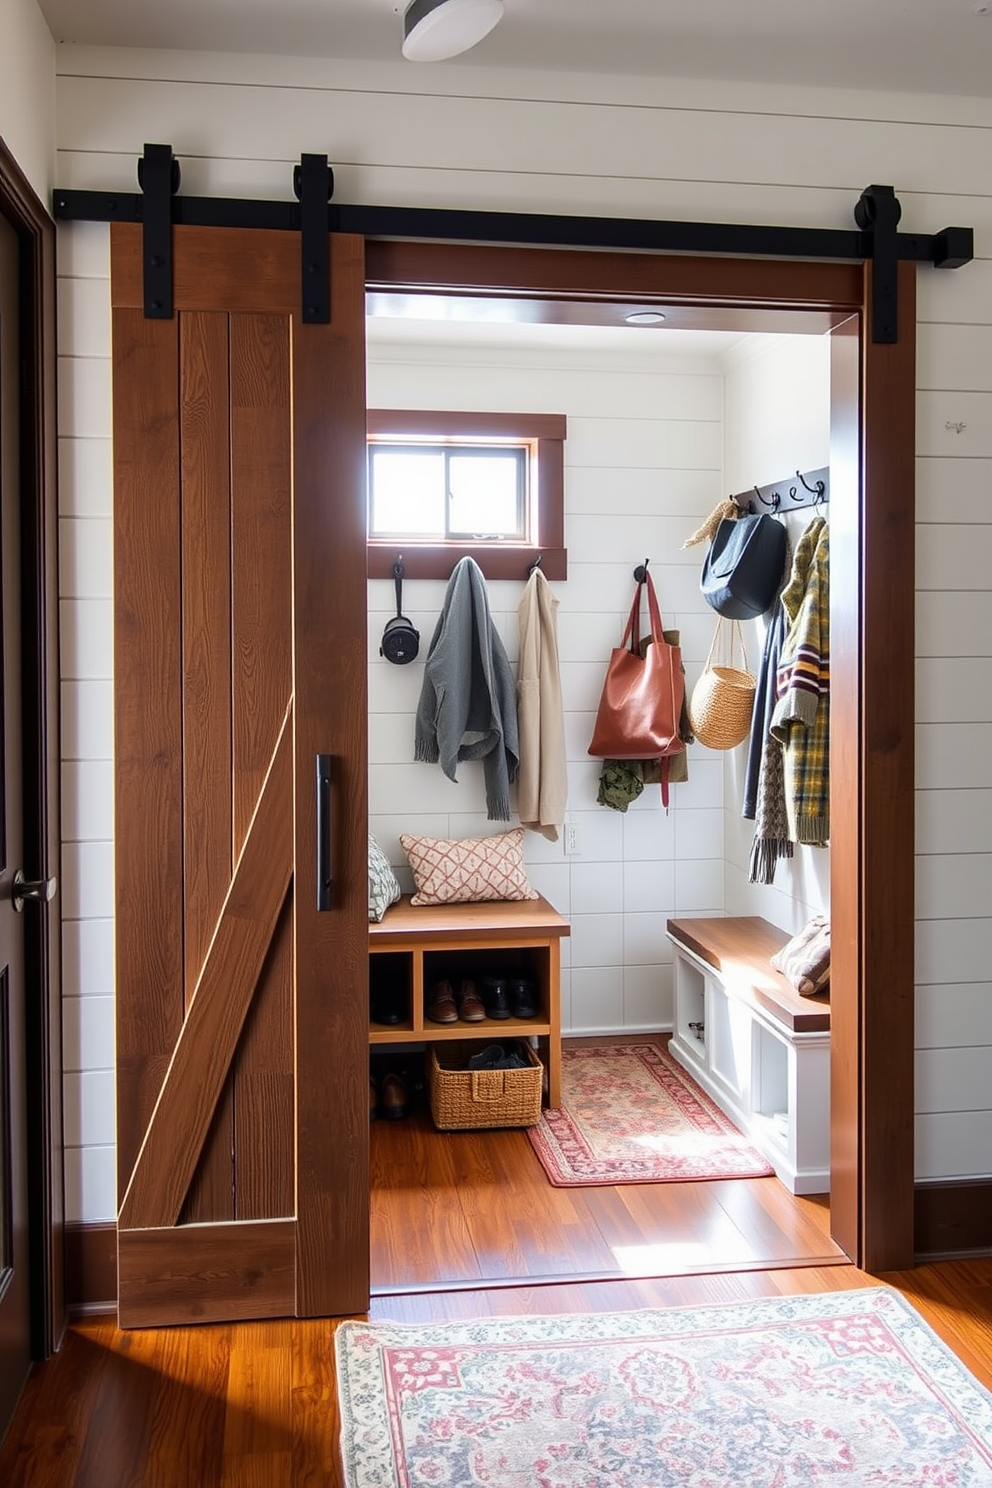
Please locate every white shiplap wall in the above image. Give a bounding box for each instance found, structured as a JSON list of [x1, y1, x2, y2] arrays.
[[0, 0, 55, 199], [53, 44, 992, 1219]]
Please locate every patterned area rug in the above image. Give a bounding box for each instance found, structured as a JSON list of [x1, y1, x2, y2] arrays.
[[527, 1040, 774, 1185], [336, 1289, 992, 1488]]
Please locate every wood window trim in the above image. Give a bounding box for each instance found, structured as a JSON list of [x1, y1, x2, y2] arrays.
[[366, 409, 566, 580]]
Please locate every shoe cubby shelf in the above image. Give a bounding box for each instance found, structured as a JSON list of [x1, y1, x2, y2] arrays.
[[666, 916, 831, 1195], [369, 894, 570, 1108]]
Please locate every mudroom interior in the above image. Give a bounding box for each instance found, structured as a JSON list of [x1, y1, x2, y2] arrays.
[[363, 290, 843, 1295]]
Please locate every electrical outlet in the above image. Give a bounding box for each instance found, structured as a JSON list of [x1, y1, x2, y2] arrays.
[[563, 821, 580, 856]]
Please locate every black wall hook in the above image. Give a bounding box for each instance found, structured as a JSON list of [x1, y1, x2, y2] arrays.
[[527, 552, 543, 576], [733, 467, 829, 516], [633, 558, 650, 583], [796, 469, 827, 504]]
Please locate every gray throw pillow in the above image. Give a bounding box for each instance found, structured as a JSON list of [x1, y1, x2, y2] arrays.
[[368, 833, 402, 922]]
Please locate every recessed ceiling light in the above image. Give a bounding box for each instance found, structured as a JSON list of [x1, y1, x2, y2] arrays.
[[625, 311, 667, 326]]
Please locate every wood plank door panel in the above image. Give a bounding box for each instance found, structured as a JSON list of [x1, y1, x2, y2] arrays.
[[112, 225, 369, 1327]]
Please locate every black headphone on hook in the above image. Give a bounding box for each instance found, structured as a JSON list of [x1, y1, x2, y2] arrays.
[[379, 557, 420, 665]]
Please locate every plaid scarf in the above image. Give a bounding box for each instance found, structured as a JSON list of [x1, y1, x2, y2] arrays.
[[770, 517, 830, 847]]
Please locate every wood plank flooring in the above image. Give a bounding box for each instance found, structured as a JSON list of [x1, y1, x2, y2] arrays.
[[5, 1261, 992, 1485], [369, 1044, 844, 1293], [8, 1039, 985, 1484]]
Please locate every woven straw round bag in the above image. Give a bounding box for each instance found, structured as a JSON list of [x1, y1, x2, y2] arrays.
[[688, 618, 757, 750]]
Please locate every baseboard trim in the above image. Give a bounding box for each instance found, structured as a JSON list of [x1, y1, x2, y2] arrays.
[[915, 1178, 992, 1261], [66, 1221, 117, 1313]]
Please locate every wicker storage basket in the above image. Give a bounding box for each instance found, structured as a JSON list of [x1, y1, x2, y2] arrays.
[[429, 1041, 544, 1130]]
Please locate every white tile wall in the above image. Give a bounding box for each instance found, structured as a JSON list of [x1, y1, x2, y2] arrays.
[[720, 333, 833, 936], [367, 335, 727, 1040], [51, 43, 992, 1215]]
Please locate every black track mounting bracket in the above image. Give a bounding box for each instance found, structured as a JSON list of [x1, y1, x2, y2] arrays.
[[855, 184, 902, 344], [294, 153, 335, 324], [137, 143, 180, 319]]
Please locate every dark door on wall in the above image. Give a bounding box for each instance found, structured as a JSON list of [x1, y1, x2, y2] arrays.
[[111, 225, 370, 1327], [0, 212, 31, 1435]]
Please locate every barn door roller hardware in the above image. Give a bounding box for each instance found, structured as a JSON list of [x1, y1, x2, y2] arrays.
[[136, 143, 181, 320], [53, 148, 974, 340], [294, 153, 335, 324]]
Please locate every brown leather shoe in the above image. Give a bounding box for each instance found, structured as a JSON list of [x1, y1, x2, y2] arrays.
[[379, 1072, 409, 1120], [427, 979, 459, 1023], [457, 979, 486, 1022]]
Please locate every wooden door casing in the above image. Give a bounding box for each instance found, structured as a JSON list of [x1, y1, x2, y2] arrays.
[[112, 226, 370, 1327], [366, 242, 916, 1272]]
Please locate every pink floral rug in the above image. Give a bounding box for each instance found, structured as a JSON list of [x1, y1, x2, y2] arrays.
[[527, 1040, 774, 1185], [336, 1288, 992, 1487]]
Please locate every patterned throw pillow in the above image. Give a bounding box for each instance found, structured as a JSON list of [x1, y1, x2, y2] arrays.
[[399, 828, 539, 907], [770, 914, 831, 997], [368, 833, 402, 922]]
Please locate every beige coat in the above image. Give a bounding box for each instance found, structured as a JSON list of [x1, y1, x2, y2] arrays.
[[516, 569, 567, 841]]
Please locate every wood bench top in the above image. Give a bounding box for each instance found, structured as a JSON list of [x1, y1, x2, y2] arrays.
[[371, 893, 570, 947], [667, 915, 830, 1035]]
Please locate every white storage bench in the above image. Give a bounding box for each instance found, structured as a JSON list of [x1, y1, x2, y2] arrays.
[[666, 916, 830, 1195]]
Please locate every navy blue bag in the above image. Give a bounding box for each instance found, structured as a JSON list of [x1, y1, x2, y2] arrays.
[[700, 514, 787, 620]]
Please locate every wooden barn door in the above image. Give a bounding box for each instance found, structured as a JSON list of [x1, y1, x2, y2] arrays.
[[111, 224, 369, 1327]]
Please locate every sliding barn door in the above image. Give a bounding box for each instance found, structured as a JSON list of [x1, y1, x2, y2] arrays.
[[111, 224, 369, 1326]]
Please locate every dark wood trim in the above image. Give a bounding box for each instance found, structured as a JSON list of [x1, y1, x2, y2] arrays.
[[369, 543, 567, 583], [65, 1223, 117, 1312], [118, 1219, 296, 1328], [367, 409, 567, 581], [368, 410, 566, 440], [367, 241, 918, 1273], [915, 1180, 992, 1261], [858, 262, 918, 1271], [0, 136, 63, 1356], [365, 242, 866, 312]]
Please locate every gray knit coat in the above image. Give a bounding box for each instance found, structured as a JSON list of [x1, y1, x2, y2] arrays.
[[414, 557, 519, 821]]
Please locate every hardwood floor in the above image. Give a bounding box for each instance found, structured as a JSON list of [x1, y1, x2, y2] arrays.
[[6, 1055, 989, 1484], [4, 1261, 992, 1485], [369, 1047, 845, 1293]]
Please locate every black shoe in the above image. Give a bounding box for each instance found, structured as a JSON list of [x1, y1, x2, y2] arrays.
[[468, 1041, 528, 1070], [510, 977, 538, 1018], [371, 985, 407, 1025], [481, 976, 511, 1019]]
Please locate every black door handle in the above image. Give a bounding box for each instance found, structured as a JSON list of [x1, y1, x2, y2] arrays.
[[316, 753, 333, 911]]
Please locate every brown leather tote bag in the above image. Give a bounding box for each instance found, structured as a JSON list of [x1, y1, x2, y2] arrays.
[[588, 571, 685, 762]]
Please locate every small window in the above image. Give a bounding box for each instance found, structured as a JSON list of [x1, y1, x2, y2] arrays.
[[367, 410, 566, 581], [369, 442, 528, 543]]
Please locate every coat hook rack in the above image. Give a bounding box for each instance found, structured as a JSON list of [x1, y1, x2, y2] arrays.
[[734, 466, 830, 516], [633, 558, 650, 583]]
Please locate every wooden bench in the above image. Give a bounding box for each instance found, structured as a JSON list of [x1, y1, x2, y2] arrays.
[[369, 895, 570, 1108], [666, 916, 831, 1195]]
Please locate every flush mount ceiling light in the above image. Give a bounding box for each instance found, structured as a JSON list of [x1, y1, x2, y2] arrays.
[[401, 0, 505, 62], [625, 310, 667, 326]]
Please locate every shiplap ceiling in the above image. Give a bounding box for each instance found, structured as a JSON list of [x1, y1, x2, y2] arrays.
[[38, 0, 992, 100]]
